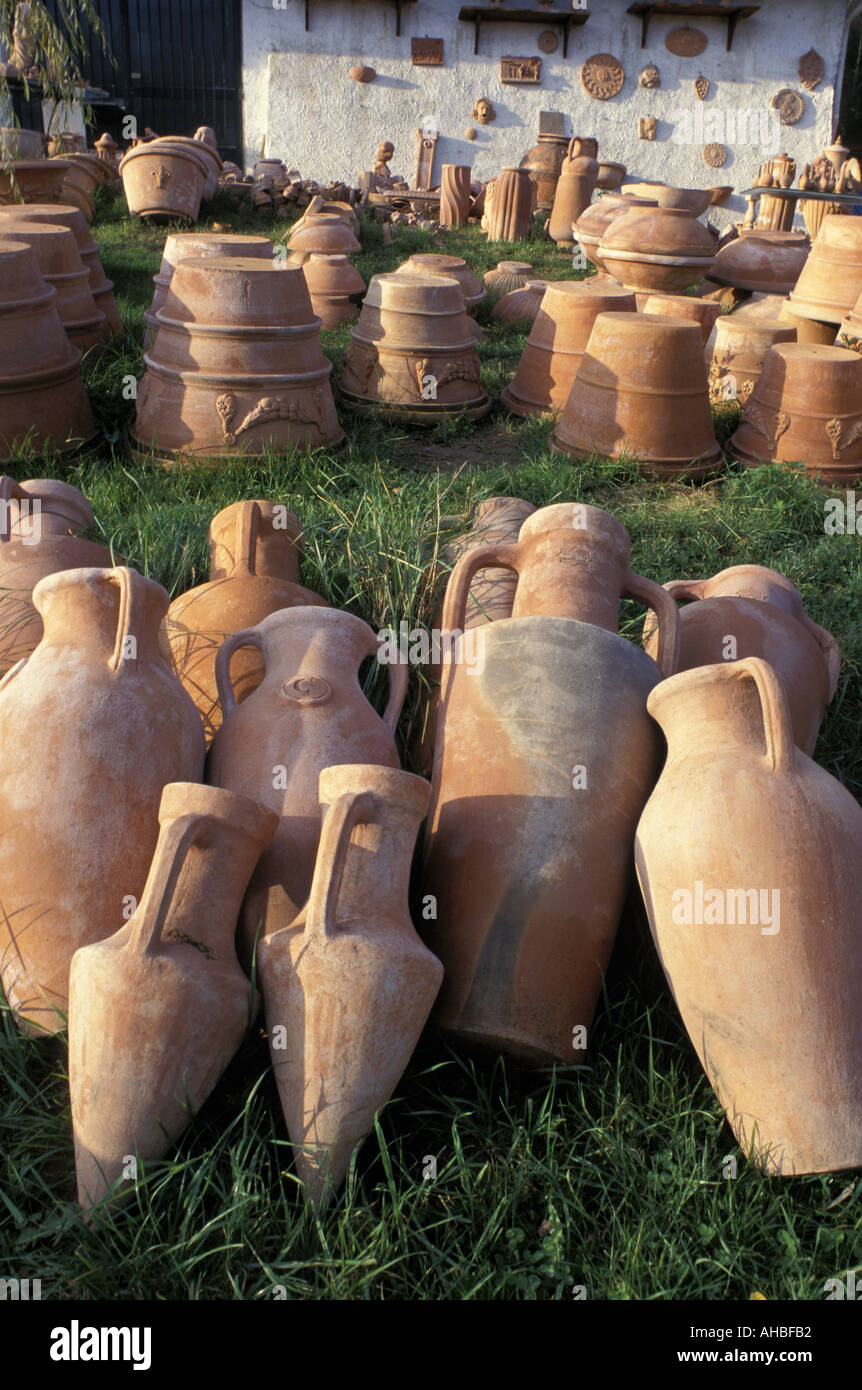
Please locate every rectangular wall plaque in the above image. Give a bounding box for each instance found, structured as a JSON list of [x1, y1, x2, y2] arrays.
[[501, 55, 542, 85], [538, 110, 565, 135], [412, 38, 444, 65]]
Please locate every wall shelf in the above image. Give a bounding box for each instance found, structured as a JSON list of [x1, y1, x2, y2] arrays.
[[304, 0, 417, 37], [457, 7, 591, 59], [625, 3, 759, 52]]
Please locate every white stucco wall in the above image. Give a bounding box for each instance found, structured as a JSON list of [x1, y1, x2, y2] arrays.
[[241, 0, 849, 227]]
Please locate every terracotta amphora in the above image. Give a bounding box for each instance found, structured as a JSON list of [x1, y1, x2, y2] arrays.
[[0, 566, 205, 1033], [207, 607, 408, 963], [548, 137, 599, 247], [485, 167, 534, 242], [635, 657, 862, 1175], [787, 214, 862, 325], [259, 764, 442, 1205], [70, 782, 278, 1208], [165, 500, 328, 743], [0, 475, 118, 673], [519, 133, 570, 211], [642, 564, 840, 755]]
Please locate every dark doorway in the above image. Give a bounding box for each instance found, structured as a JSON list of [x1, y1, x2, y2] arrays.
[[839, 11, 862, 157]]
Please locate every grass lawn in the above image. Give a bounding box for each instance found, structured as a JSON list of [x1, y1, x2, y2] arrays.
[[1, 182, 861, 1301]]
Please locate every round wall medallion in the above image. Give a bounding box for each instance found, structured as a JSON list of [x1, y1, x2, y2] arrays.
[[281, 675, 332, 705], [703, 142, 727, 168], [538, 30, 558, 55], [798, 48, 824, 91], [580, 53, 625, 100], [665, 26, 707, 57], [771, 88, 805, 125]]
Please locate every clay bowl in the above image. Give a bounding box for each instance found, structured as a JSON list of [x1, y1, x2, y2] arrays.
[[710, 317, 797, 400], [634, 183, 713, 218], [596, 161, 626, 191], [730, 342, 862, 482], [353, 270, 475, 350], [0, 220, 106, 350], [787, 215, 862, 326], [574, 194, 658, 270], [303, 252, 366, 329], [150, 136, 221, 200], [144, 231, 274, 347], [492, 279, 547, 326], [501, 281, 637, 418], [598, 206, 716, 293], [0, 128, 44, 160], [641, 294, 721, 344], [482, 261, 534, 303], [119, 143, 207, 222], [400, 253, 485, 313], [709, 186, 734, 205], [707, 230, 809, 295], [286, 216, 360, 255], [0, 202, 121, 337], [550, 312, 721, 477], [0, 160, 70, 205]]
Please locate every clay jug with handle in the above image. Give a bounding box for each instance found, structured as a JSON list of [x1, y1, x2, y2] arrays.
[[635, 657, 862, 1176], [207, 607, 408, 963], [70, 782, 278, 1208], [165, 500, 327, 744], [0, 566, 205, 1034], [549, 137, 599, 247], [259, 764, 442, 1206], [641, 564, 840, 755]]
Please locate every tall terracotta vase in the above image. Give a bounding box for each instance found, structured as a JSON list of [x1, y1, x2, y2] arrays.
[[439, 164, 471, 228], [635, 658, 862, 1176], [70, 782, 278, 1208], [548, 137, 599, 247], [259, 764, 443, 1205], [642, 565, 840, 755], [165, 500, 327, 744], [486, 167, 534, 243], [0, 566, 205, 1033], [207, 607, 408, 963]]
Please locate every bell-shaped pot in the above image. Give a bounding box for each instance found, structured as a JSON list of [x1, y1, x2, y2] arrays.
[[398, 254, 485, 314], [708, 230, 809, 295], [0, 566, 205, 1033], [259, 764, 442, 1205], [0, 202, 122, 338], [286, 215, 361, 256], [550, 312, 721, 478], [599, 206, 715, 293], [143, 230, 274, 349], [635, 657, 862, 1175], [485, 167, 534, 242], [70, 782, 278, 1208], [302, 252, 366, 329], [641, 564, 840, 755], [787, 215, 862, 325], [0, 219, 106, 350], [709, 317, 797, 404]]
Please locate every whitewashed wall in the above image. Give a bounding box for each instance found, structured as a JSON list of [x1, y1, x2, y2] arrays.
[[241, 0, 849, 227]]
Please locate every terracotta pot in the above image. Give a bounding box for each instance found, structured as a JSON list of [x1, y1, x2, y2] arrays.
[[519, 133, 570, 211], [709, 316, 797, 403], [119, 143, 207, 222], [286, 215, 361, 256], [259, 764, 442, 1204], [492, 279, 547, 326], [550, 312, 721, 478], [423, 614, 669, 1063], [641, 565, 840, 755], [207, 606, 408, 963], [549, 138, 600, 246], [482, 260, 534, 304], [0, 475, 117, 672], [70, 782, 278, 1207], [0, 566, 205, 1033], [0, 218, 107, 352], [730, 342, 862, 482], [0, 128, 44, 160], [0, 202, 122, 337], [0, 240, 95, 459], [291, 198, 359, 238], [780, 306, 836, 345], [641, 293, 721, 343], [399, 253, 485, 313], [341, 271, 490, 422], [143, 230, 274, 349], [56, 154, 101, 224], [574, 194, 658, 270], [47, 133, 84, 157], [596, 160, 626, 191], [134, 259, 344, 459], [0, 160, 69, 204], [623, 182, 713, 218], [599, 206, 716, 293], [635, 657, 862, 1175], [837, 285, 862, 351], [485, 167, 534, 242], [501, 281, 636, 418], [439, 163, 472, 227], [302, 252, 366, 329], [707, 231, 809, 294], [787, 214, 862, 325], [150, 135, 222, 200], [253, 158, 285, 181], [166, 500, 327, 743]]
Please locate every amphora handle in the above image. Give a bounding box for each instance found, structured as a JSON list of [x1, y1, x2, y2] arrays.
[[305, 790, 376, 939]]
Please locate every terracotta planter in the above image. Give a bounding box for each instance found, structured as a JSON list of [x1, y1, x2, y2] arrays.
[[708, 230, 809, 294], [485, 167, 534, 242], [642, 565, 840, 755], [0, 128, 44, 160], [119, 142, 207, 222], [501, 281, 636, 418], [0, 566, 205, 1033], [150, 135, 222, 200], [165, 499, 327, 743], [0, 239, 94, 459], [439, 163, 472, 227], [550, 312, 721, 478], [0, 219, 107, 351], [787, 215, 862, 325], [549, 137, 600, 247], [574, 194, 658, 270], [0, 475, 117, 672], [143, 230, 274, 350], [56, 154, 102, 224], [291, 198, 359, 239], [259, 764, 442, 1204], [635, 657, 862, 1175], [70, 782, 278, 1207], [599, 206, 715, 293], [207, 606, 408, 963], [519, 133, 570, 211], [302, 252, 366, 329], [730, 342, 862, 483], [623, 182, 713, 218], [780, 306, 836, 345], [709, 316, 797, 403], [482, 260, 534, 304], [0, 160, 69, 204], [0, 202, 122, 338], [398, 253, 485, 313], [286, 215, 361, 256], [492, 279, 547, 326], [423, 615, 670, 1062], [641, 293, 721, 343], [134, 259, 344, 460], [341, 271, 490, 422]]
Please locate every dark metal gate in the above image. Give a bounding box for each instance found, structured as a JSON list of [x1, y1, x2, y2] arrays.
[[11, 0, 244, 161]]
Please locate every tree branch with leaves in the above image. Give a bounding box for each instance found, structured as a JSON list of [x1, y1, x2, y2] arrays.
[[0, 0, 114, 143]]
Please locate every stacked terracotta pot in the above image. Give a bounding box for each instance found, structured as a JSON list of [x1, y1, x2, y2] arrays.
[[548, 137, 599, 248], [0, 219, 106, 351], [143, 230, 275, 350], [302, 253, 366, 329], [597, 205, 715, 293], [0, 159, 69, 205], [573, 193, 658, 271], [55, 153, 105, 224], [0, 202, 121, 339]]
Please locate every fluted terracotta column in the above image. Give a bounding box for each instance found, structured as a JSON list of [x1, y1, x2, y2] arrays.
[[440, 164, 471, 228]]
